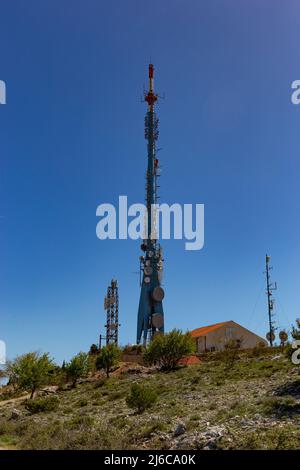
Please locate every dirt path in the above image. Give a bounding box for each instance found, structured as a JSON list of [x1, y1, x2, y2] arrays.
[[0, 394, 29, 408]]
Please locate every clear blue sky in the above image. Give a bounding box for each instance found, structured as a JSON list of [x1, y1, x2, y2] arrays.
[[1, 0, 300, 364]]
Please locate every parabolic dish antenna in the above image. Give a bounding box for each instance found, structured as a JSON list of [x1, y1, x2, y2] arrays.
[[152, 313, 164, 329], [266, 331, 275, 342], [152, 286, 165, 302]]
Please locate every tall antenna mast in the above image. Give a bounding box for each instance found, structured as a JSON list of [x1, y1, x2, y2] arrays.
[[265, 254, 277, 346], [103, 279, 120, 346], [136, 64, 165, 345]]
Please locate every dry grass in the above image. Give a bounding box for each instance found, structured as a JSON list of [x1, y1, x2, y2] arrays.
[[0, 348, 299, 450]]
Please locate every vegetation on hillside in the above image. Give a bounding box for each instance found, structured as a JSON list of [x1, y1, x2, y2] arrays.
[[144, 329, 195, 370], [4, 352, 55, 399], [96, 344, 121, 378], [0, 324, 299, 450], [65, 352, 90, 387], [291, 319, 300, 341]]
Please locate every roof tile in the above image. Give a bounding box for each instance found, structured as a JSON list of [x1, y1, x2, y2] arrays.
[[190, 321, 231, 338]]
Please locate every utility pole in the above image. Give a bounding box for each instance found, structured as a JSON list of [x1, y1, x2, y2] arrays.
[[265, 254, 277, 346]]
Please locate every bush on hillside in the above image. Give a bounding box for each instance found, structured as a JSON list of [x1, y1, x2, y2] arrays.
[[285, 319, 300, 362], [66, 352, 89, 387], [216, 339, 243, 369], [25, 396, 59, 414], [122, 344, 144, 355], [96, 344, 121, 378], [4, 352, 55, 399], [89, 344, 99, 355], [144, 329, 195, 371], [126, 383, 157, 414]]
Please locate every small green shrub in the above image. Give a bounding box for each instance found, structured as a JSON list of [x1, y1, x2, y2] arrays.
[[24, 396, 59, 414], [250, 344, 268, 357], [0, 421, 15, 436], [66, 352, 89, 387], [139, 421, 166, 438], [77, 399, 88, 407], [234, 426, 300, 450], [122, 344, 144, 355], [96, 344, 121, 378], [215, 340, 242, 369], [260, 396, 298, 416], [110, 390, 123, 400], [126, 383, 157, 413], [0, 389, 25, 402], [189, 414, 200, 421], [68, 414, 94, 429], [94, 378, 106, 388], [144, 329, 195, 370], [89, 344, 99, 355], [190, 376, 201, 385]]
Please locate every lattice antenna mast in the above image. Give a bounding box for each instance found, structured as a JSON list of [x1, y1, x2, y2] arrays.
[[144, 64, 160, 242], [265, 254, 277, 346], [103, 279, 120, 346]]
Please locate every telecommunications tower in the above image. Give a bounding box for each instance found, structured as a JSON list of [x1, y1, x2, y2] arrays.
[[265, 254, 277, 346], [136, 64, 165, 345], [100, 279, 120, 347]]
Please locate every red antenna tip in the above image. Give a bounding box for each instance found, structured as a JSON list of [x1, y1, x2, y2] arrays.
[[149, 64, 154, 79]]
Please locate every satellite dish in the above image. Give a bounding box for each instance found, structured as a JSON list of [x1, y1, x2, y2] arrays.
[[152, 313, 164, 329], [152, 286, 165, 302], [279, 331, 288, 342], [144, 276, 151, 284], [144, 266, 153, 276], [148, 251, 154, 258], [266, 331, 275, 342], [145, 260, 151, 267]]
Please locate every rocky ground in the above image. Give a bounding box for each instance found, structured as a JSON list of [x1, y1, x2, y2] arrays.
[[0, 349, 299, 450]]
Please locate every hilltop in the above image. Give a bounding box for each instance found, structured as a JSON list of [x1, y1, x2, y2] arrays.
[[0, 348, 299, 450]]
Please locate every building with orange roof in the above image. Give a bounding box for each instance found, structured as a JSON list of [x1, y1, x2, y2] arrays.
[[190, 320, 267, 353]]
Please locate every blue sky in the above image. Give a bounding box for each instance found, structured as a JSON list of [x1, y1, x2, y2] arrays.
[[1, 0, 300, 364]]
